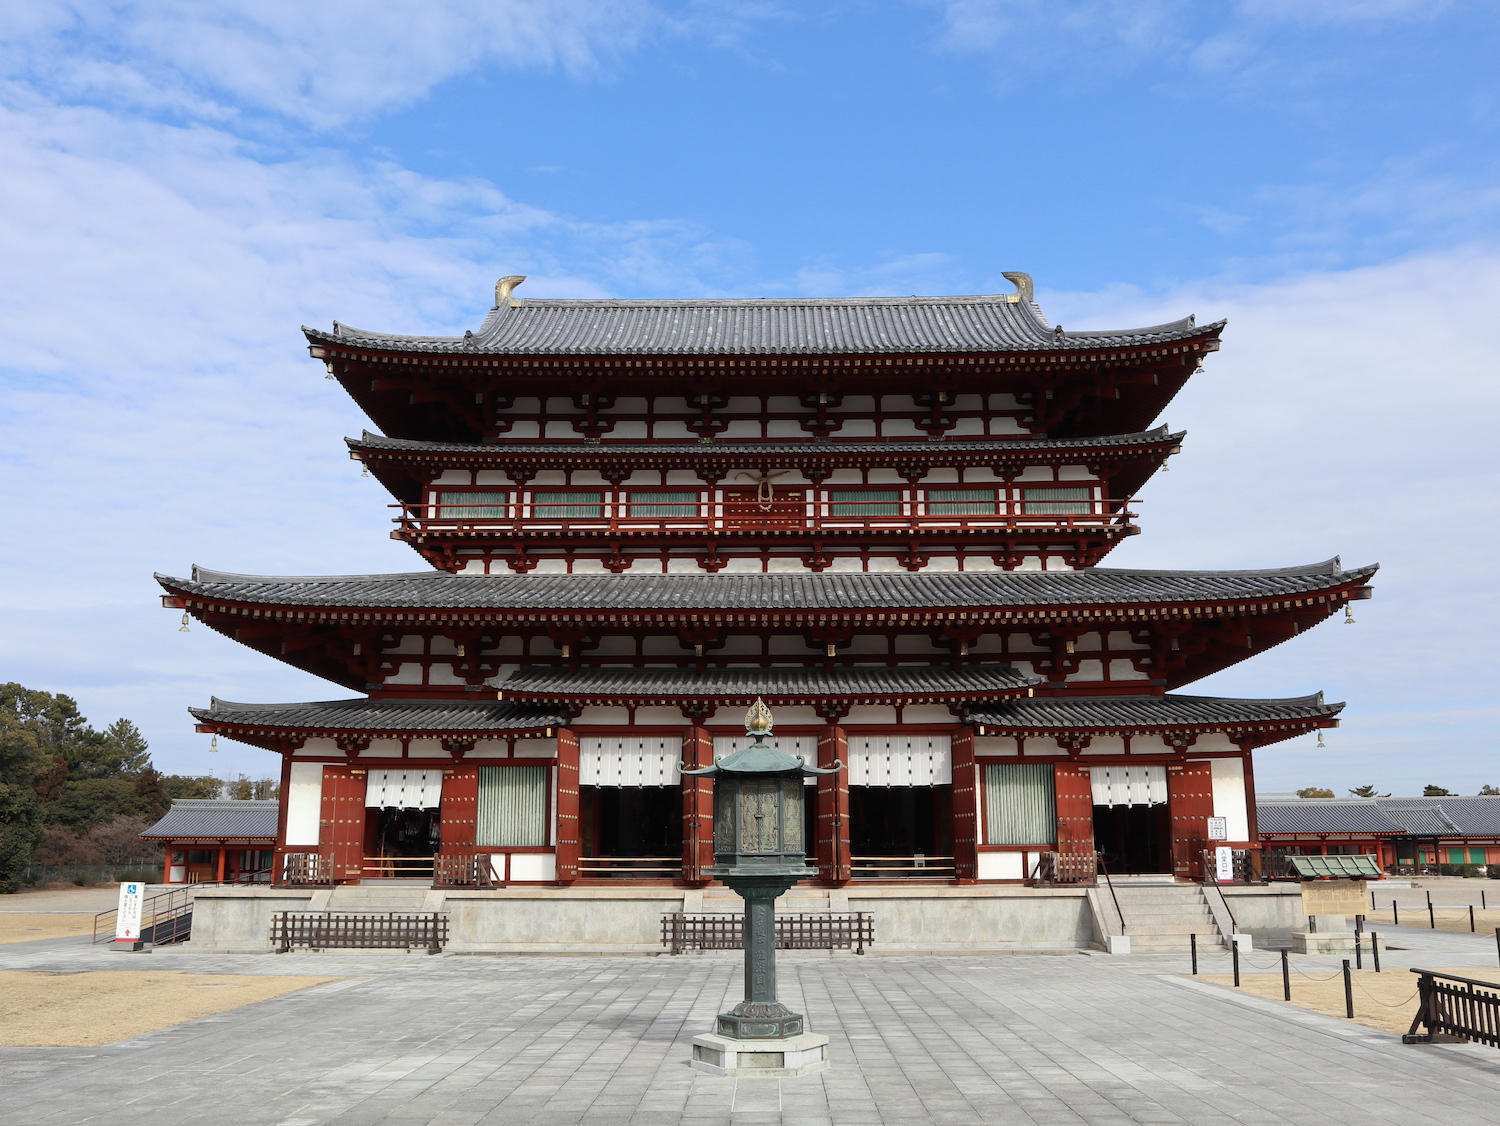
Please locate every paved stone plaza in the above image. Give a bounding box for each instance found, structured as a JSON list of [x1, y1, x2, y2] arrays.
[[4, 927, 1500, 1126]]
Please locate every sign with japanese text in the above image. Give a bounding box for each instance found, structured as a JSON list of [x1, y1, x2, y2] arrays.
[[1207, 817, 1228, 841], [115, 881, 144, 941], [1214, 846, 1234, 882]]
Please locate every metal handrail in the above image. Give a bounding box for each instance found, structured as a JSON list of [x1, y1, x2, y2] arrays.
[[1096, 850, 1126, 934]]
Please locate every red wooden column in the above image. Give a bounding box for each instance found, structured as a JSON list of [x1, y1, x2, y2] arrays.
[[1053, 763, 1096, 860], [1168, 760, 1215, 880], [951, 727, 978, 883], [554, 728, 581, 884], [216, 847, 226, 883], [680, 719, 714, 886], [273, 752, 294, 882], [816, 713, 850, 885]]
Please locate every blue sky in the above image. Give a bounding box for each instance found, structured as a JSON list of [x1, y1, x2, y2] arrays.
[[2, 1, 1498, 794]]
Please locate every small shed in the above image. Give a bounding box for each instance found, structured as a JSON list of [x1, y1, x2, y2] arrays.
[[140, 800, 278, 884]]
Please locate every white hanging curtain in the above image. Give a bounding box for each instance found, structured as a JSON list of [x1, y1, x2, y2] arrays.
[[847, 734, 952, 787], [579, 736, 682, 787], [365, 768, 444, 809], [712, 736, 817, 784], [1088, 765, 1167, 808]]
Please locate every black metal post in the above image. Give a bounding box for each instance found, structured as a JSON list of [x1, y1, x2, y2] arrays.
[[1470, 904, 1476, 933], [1429, 899, 1436, 929], [1281, 947, 1291, 1000], [1371, 932, 1381, 972], [1484, 890, 1488, 910], [1190, 932, 1197, 975], [1232, 938, 1240, 987], [1393, 900, 1399, 926], [1355, 930, 1363, 970], [1495, 926, 1499, 966], [1343, 959, 1354, 1019]]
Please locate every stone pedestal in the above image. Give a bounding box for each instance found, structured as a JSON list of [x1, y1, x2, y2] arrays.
[[1292, 932, 1385, 955], [690, 1032, 830, 1078], [110, 939, 146, 952]]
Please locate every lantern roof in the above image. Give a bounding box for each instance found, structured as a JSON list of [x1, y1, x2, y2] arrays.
[[683, 737, 835, 777]]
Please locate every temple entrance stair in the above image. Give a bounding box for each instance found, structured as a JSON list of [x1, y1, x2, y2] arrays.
[[1106, 884, 1222, 953], [324, 884, 440, 912]]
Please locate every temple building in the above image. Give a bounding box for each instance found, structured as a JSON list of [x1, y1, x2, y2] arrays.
[[160, 273, 1373, 896]]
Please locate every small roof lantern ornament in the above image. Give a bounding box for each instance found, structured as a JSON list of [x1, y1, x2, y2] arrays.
[[683, 698, 840, 1041]]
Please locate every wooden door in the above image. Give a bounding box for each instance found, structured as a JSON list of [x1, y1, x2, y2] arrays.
[[319, 766, 366, 882], [951, 729, 978, 882], [440, 765, 478, 852], [721, 487, 805, 529], [555, 730, 581, 883], [816, 725, 851, 884], [1168, 761, 1215, 880], [1053, 763, 1096, 858], [681, 727, 715, 886]]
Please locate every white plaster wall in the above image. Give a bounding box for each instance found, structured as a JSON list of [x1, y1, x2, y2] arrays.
[[1080, 735, 1126, 756], [509, 853, 557, 881], [284, 763, 323, 846], [1211, 758, 1250, 841], [978, 852, 1025, 879], [575, 707, 631, 725], [975, 736, 1019, 756]]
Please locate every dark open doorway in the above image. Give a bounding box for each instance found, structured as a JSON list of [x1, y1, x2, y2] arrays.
[[580, 786, 683, 877], [850, 785, 954, 877], [1092, 803, 1171, 875], [363, 807, 440, 877]]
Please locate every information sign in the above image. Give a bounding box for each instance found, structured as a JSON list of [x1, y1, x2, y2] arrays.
[[1207, 816, 1228, 841], [115, 881, 144, 941], [1214, 846, 1234, 882]]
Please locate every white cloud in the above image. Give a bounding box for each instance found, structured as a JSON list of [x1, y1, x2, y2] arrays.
[[3, 0, 660, 129]]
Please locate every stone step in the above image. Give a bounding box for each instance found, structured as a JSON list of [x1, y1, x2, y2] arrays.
[[1127, 935, 1220, 952], [1120, 922, 1220, 936]]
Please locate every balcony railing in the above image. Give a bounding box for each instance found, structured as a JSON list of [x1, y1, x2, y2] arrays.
[[394, 494, 1135, 537]]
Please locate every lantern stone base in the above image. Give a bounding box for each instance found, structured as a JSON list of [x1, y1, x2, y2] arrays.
[[690, 1032, 830, 1078], [717, 999, 805, 1039]]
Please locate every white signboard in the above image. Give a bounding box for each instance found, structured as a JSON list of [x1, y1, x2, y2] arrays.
[[1214, 846, 1235, 882], [1207, 816, 1229, 841], [115, 881, 144, 941]]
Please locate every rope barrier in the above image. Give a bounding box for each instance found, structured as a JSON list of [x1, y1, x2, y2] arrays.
[[1350, 977, 1420, 1009]]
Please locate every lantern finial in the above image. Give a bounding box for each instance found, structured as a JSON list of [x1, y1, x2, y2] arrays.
[[744, 698, 773, 739]]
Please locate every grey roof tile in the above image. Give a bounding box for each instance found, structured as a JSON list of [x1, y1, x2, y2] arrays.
[[191, 696, 564, 733], [1378, 797, 1500, 836], [304, 293, 1220, 356], [141, 799, 279, 839], [967, 692, 1343, 731], [1256, 800, 1406, 835], [348, 426, 1183, 458], [159, 558, 1377, 613], [496, 662, 1035, 703]]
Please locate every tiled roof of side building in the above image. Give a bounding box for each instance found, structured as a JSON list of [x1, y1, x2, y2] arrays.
[[191, 697, 566, 733], [1377, 797, 1500, 836], [159, 559, 1377, 612], [140, 799, 279, 840], [1255, 800, 1407, 836], [966, 692, 1344, 731], [303, 286, 1223, 357], [495, 662, 1037, 703], [348, 427, 1184, 457]]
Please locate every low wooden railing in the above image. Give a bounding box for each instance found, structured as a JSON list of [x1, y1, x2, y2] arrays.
[[662, 912, 874, 955], [1201, 847, 1268, 885], [1404, 970, 1500, 1047], [850, 855, 955, 878], [281, 852, 335, 886], [271, 911, 449, 954], [1028, 851, 1098, 886], [362, 857, 435, 879], [433, 854, 497, 888]]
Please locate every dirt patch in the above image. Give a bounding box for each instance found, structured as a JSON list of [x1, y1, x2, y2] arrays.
[[0, 886, 133, 912], [1200, 966, 1500, 1036], [0, 915, 98, 944], [1362, 907, 1500, 938], [0, 971, 338, 1047]]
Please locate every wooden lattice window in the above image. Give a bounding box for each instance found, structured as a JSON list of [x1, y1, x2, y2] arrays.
[[437, 490, 510, 519], [531, 491, 603, 519], [926, 488, 997, 516], [1021, 487, 1092, 515], [628, 491, 699, 517], [830, 489, 900, 516]]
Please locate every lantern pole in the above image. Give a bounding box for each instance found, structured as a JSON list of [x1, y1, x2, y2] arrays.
[[681, 698, 840, 1077]]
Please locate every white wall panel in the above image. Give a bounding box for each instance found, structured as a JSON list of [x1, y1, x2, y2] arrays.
[[284, 763, 323, 846]]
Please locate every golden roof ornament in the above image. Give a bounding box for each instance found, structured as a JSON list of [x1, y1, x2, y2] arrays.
[[744, 698, 774, 737]]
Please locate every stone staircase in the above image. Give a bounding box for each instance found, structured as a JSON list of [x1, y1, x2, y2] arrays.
[[1104, 884, 1222, 953], [321, 884, 441, 912]]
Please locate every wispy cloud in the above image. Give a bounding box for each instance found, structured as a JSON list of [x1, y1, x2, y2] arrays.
[[2, 0, 662, 129]]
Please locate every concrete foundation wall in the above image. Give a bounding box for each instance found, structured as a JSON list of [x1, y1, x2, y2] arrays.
[[186, 884, 1096, 955], [1220, 886, 1307, 946]]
